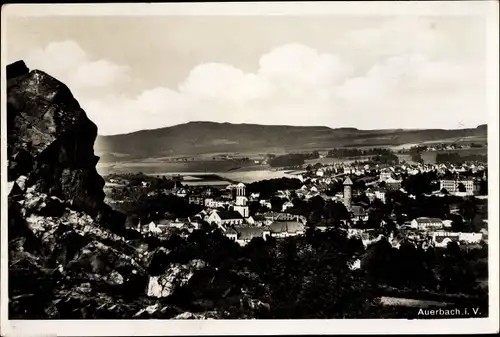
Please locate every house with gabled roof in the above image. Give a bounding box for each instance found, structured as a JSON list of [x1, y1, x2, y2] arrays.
[[269, 220, 305, 238], [207, 209, 245, 230], [410, 217, 444, 231], [351, 205, 368, 222]]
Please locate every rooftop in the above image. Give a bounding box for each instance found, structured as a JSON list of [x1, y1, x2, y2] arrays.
[[269, 221, 305, 234], [218, 210, 244, 220], [414, 217, 443, 224], [343, 176, 353, 185], [234, 226, 268, 240], [351, 205, 366, 216]]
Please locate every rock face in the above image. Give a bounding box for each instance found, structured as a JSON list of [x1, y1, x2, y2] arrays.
[[7, 60, 122, 230], [7, 61, 269, 320], [6, 61, 138, 319], [146, 259, 206, 298]]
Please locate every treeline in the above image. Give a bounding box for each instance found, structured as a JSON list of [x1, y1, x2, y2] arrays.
[[370, 153, 399, 165], [268, 152, 319, 168], [364, 238, 488, 299], [246, 178, 302, 200], [436, 152, 487, 164], [327, 148, 393, 158], [141, 220, 487, 318], [145, 226, 380, 318], [111, 192, 203, 223]]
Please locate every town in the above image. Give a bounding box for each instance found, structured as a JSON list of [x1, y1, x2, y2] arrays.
[[104, 154, 489, 252]]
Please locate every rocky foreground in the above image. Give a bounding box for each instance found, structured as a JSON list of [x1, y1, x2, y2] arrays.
[[7, 61, 269, 319]]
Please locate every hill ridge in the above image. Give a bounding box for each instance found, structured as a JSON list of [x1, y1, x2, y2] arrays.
[[94, 121, 487, 162]]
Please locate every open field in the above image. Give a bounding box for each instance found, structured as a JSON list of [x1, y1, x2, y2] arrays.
[[96, 160, 266, 176], [134, 170, 301, 185]]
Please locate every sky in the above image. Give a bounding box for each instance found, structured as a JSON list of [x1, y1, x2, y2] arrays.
[[4, 14, 488, 135]]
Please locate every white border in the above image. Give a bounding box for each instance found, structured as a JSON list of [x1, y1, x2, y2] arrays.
[[1, 2, 499, 336]]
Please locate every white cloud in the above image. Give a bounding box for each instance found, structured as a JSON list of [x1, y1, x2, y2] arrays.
[[25, 40, 131, 97], [23, 33, 486, 135]]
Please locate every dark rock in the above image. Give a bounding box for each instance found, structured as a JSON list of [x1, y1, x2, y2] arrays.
[[37, 196, 67, 217], [147, 247, 172, 276], [6, 60, 146, 319], [49, 230, 90, 267], [8, 198, 42, 253], [8, 181, 25, 201], [6, 60, 125, 231], [8, 150, 33, 181], [7, 60, 29, 80]]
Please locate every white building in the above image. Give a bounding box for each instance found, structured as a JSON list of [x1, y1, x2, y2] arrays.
[[379, 169, 393, 181], [207, 210, 245, 230], [410, 217, 444, 231], [374, 190, 386, 203], [224, 226, 271, 246], [431, 231, 483, 247], [233, 183, 249, 218], [282, 201, 294, 212], [439, 179, 480, 196]]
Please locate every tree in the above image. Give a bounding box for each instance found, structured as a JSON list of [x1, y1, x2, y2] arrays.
[[270, 197, 285, 212], [249, 201, 267, 216], [457, 183, 466, 193], [460, 197, 479, 223], [449, 214, 467, 232]]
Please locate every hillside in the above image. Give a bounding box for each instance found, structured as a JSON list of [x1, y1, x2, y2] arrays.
[[94, 122, 487, 162]]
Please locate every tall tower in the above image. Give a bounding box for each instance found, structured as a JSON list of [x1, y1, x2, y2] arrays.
[[343, 176, 353, 211], [234, 182, 249, 218]]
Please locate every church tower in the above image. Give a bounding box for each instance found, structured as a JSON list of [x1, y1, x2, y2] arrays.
[[343, 176, 353, 211], [234, 182, 249, 218]]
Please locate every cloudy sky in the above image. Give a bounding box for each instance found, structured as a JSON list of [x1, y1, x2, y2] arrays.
[[5, 14, 488, 135]]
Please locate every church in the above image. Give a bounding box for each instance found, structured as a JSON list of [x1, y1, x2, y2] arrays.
[[206, 182, 251, 230], [233, 182, 249, 218]]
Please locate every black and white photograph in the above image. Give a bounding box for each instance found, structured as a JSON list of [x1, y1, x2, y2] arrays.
[[1, 2, 499, 335]]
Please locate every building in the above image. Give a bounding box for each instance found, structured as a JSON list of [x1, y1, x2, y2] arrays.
[[262, 212, 302, 225], [439, 179, 480, 195], [379, 169, 393, 181], [269, 220, 305, 238], [351, 205, 368, 222], [233, 183, 250, 218], [374, 190, 386, 203], [225, 226, 272, 246], [282, 201, 294, 212], [259, 199, 272, 209], [188, 195, 205, 206], [343, 176, 353, 211], [431, 231, 483, 248], [410, 217, 444, 231], [207, 210, 245, 229], [175, 188, 188, 198], [204, 198, 230, 209], [385, 177, 402, 190]]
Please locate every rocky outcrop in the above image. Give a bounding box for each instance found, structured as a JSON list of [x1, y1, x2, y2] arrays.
[[146, 259, 206, 298], [7, 60, 123, 231], [7, 61, 269, 320], [6, 61, 137, 318]]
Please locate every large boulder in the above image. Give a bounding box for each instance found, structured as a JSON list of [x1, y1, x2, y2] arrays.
[[146, 259, 207, 298], [6, 61, 143, 319], [6, 60, 122, 230]]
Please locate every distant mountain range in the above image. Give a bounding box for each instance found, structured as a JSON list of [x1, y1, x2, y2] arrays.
[[94, 121, 487, 162]]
